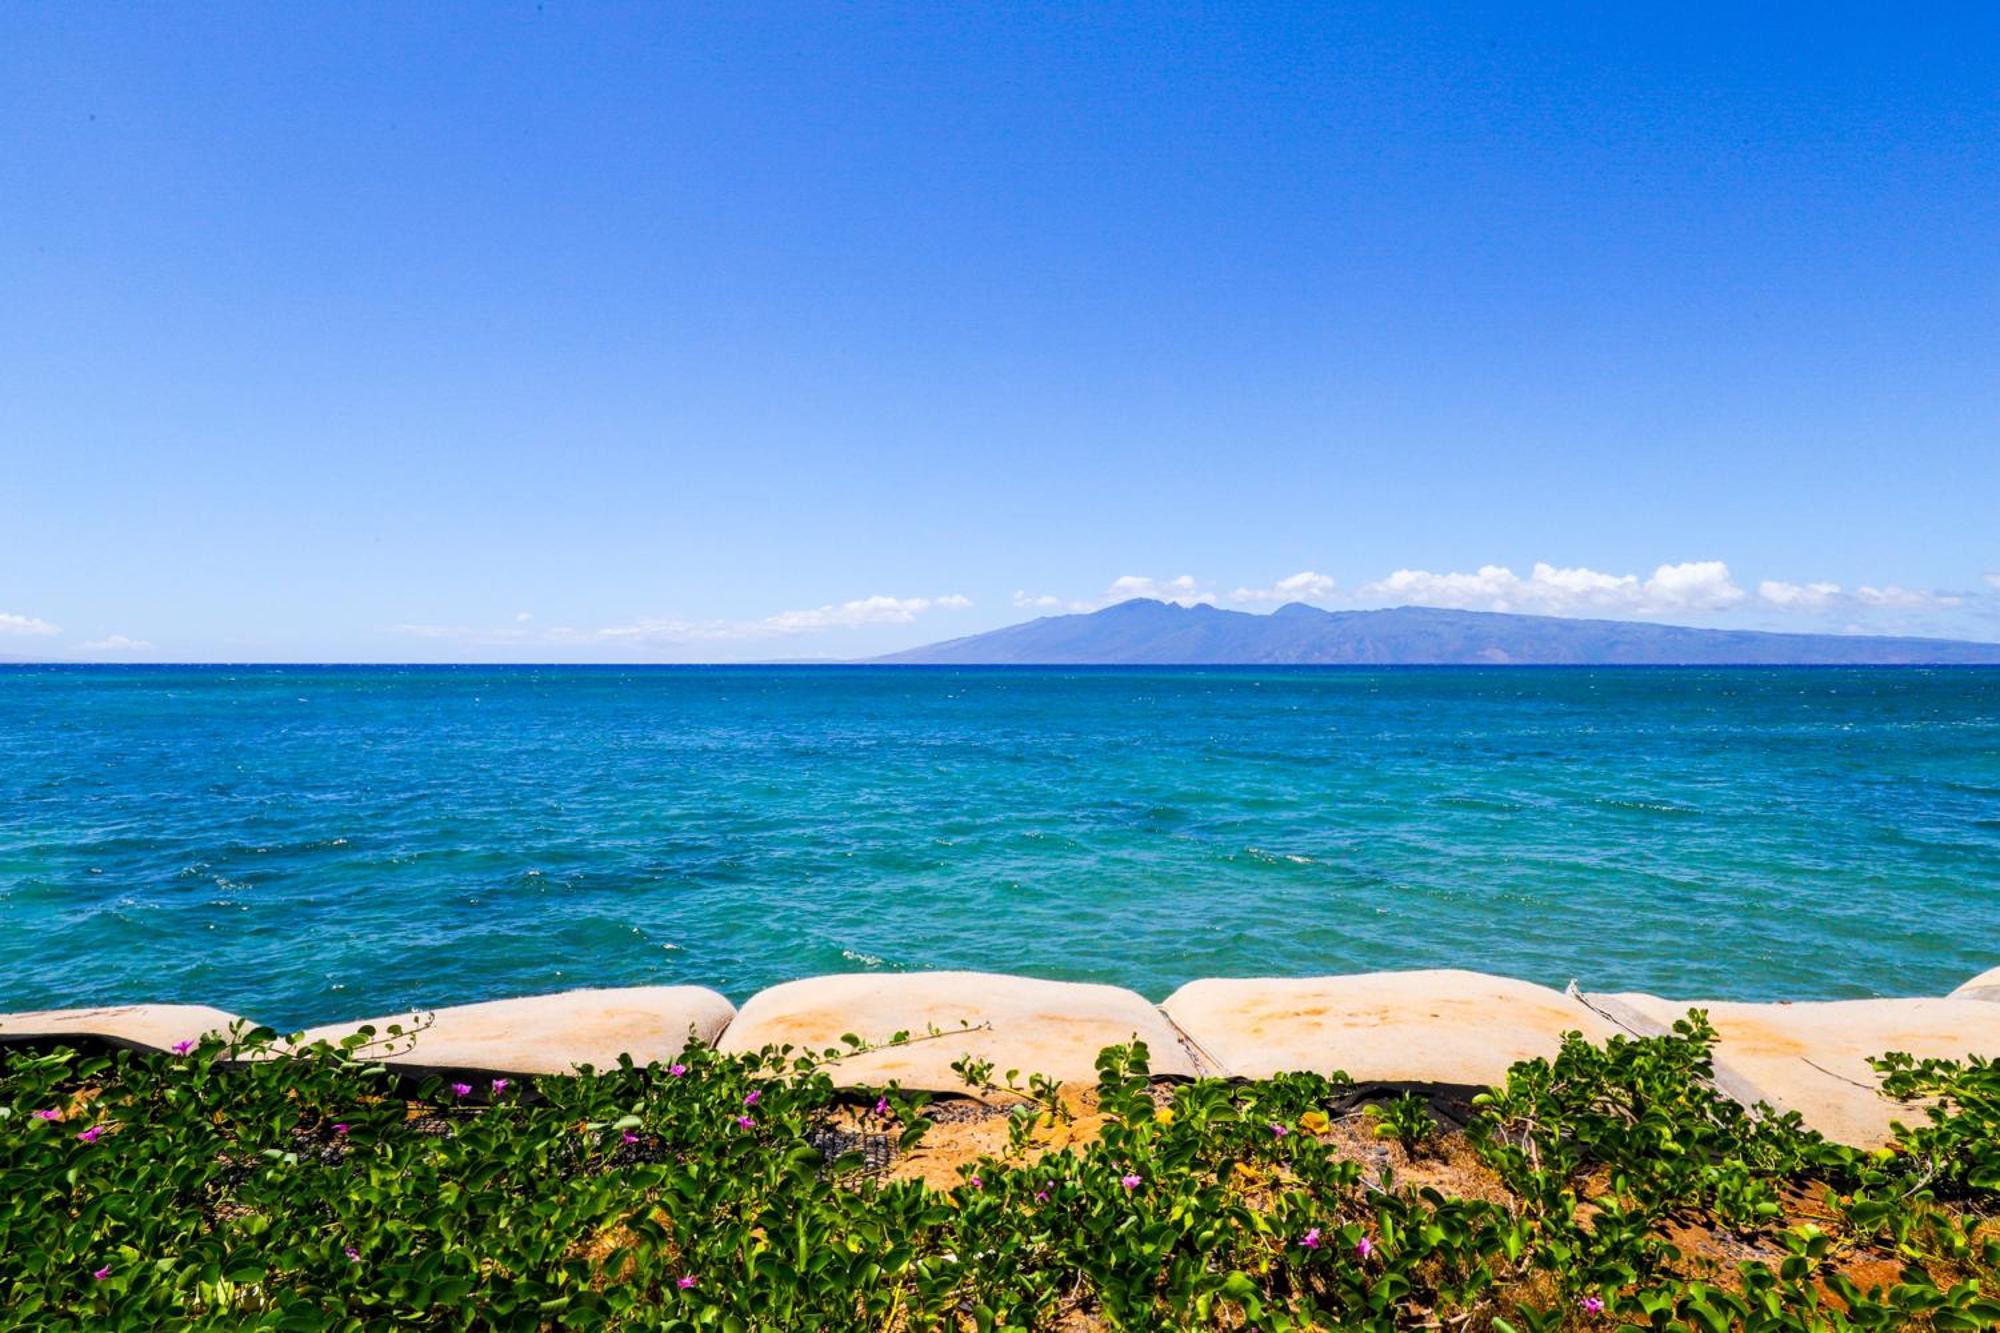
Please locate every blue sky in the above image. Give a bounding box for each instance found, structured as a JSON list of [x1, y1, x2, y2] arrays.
[[3, 3, 1996, 661]]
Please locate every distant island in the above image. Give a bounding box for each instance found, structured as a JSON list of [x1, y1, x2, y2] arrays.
[[873, 599, 2000, 666]]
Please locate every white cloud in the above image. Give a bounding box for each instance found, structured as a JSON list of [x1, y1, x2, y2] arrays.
[[398, 594, 972, 647], [1758, 580, 1963, 613], [395, 623, 498, 640], [1639, 561, 1748, 611], [1014, 575, 1217, 613], [514, 611, 534, 623], [1231, 571, 1339, 605], [1361, 565, 1519, 608], [1359, 561, 1745, 616], [756, 594, 973, 635], [1853, 585, 1961, 609], [595, 593, 973, 644], [1105, 574, 1215, 606], [1016, 562, 1986, 628], [0, 612, 61, 636], [76, 635, 154, 652], [1759, 580, 1843, 609]]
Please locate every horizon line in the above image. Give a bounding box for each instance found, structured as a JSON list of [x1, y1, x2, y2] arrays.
[[8, 599, 2000, 666], [6, 661, 2000, 670]]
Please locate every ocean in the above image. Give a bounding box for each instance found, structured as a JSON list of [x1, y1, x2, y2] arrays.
[[2, 665, 1995, 1029]]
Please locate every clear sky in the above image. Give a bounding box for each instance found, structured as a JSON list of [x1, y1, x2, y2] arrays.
[[3, 3, 1996, 661]]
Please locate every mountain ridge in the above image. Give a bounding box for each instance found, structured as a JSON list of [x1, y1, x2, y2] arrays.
[[871, 599, 2000, 666]]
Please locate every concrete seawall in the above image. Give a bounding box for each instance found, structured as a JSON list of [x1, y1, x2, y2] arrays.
[[6, 966, 1997, 1148]]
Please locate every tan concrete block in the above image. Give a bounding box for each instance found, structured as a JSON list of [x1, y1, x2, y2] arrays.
[[299, 986, 735, 1075], [1592, 992, 2000, 1147], [0, 1003, 249, 1054], [1950, 966, 2000, 1003], [718, 971, 1200, 1092], [1162, 970, 1613, 1087]]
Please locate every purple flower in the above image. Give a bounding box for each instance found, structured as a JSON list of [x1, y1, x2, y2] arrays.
[[1356, 1234, 1375, 1260], [1299, 1227, 1322, 1250], [669, 1063, 688, 1078], [743, 1089, 760, 1107], [1269, 1122, 1289, 1138], [92, 1265, 111, 1281], [874, 1096, 891, 1117], [172, 1039, 195, 1055], [345, 1247, 361, 1263], [736, 1115, 756, 1129], [332, 1123, 350, 1136], [1034, 1186, 1050, 1203], [33, 1108, 61, 1122], [76, 1126, 103, 1144], [490, 1079, 509, 1094], [450, 1082, 473, 1098], [969, 1175, 983, 1189], [622, 1130, 639, 1145], [677, 1274, 698, 1289], [1580, 1296, 1606, 1315], [1120, 1173, 1142, 1191]]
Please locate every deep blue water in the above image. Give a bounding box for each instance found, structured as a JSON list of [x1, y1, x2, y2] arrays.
[[1, 665, 1996, 1029]]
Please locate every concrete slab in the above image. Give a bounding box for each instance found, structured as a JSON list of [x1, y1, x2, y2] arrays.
[[0, 1003, 249, 1055], [1162, 970, 1613, 1087], [1950, 966, 2000, 1003], [298, 986, 735, 1076], [718, 971, 1201, 1092], [1590, 992, 2000, 1147]]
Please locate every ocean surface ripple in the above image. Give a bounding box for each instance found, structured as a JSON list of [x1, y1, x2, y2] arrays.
[[2, 665, 1996, 1028]]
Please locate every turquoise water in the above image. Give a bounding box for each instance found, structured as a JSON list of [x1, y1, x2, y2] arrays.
[[1, 666, 1995, 1029]]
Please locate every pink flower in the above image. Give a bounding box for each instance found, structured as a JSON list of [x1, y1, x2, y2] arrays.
[[332, 1123, 350, 1136], [1299, 1227, 1322, 1250], [736, 1115, 756, 1129], [969, 1175, 983, 1189], [874, 1096, 891, 1117], [743, 1089, 760, 1107], [491, 1079, 509, 1094], [622, 1130, 639, 1145], [76, 1126, 103, 1144], [172, 1039, 195, 1055], [1580, 1296, 1605, 1315], [450, 1082, 473, 1098], [92, 1265, 111, 1281], [1120, 1173, 1142, 1191], [669, 1063, 688, 1078], [1034, 1186, 1051, 1203], [677, 1274, 698, 1289], [1269, 1122, 1289, 1138], [33, 1108, 61, 1122], [345, 1247, 361, 1263], [1355, 1234, 1375, 1260]]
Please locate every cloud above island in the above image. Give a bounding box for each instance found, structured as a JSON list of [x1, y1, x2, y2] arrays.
[[1757, 579, 1844, 610], [1758, 580, 1963, 613], [357, 559, 2000, 660], [1013, 559, 1988, 634], [1014, 575, 1217, 613], [1231, 571, 1339, 605], [1358, 560, 1747, 616]]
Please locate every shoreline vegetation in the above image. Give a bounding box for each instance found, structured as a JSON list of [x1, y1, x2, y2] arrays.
[[3, 970, 1998, 1328], [3, 1020, 1997, 1330]]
